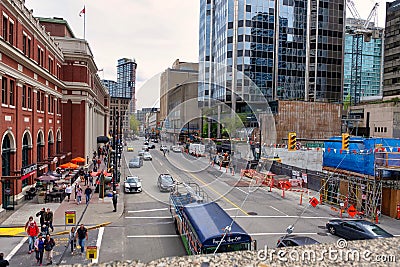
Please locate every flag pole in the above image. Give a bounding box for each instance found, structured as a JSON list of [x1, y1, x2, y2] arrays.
[[83, 6, 86, 39]]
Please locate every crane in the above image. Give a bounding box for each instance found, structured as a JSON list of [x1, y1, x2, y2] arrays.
[[345, 1, 379, 105]]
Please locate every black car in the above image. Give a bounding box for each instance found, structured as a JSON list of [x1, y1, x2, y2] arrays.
[[326, 219, 393, 240], [277, 235, 320, 247], [157, 174, 175, 192], [148, 144, 155, 149]]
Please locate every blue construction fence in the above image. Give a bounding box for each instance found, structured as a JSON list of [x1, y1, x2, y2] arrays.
[[323, 137, 400, 176]]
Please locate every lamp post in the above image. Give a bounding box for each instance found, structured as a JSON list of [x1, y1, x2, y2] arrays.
[[112, 108, 119, 192]]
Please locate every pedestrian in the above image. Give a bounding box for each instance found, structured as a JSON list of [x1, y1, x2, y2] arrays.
[[69, 227, 76, 255], [43, 234, 55, 265], [84, 172, 89, 186], [34, 233, 45, 266], [25, 216, 39, 254], [84, 185, 92, 204], [112, 191, 118, 212], [89, 174, 94, 187], [65, 184, 72, 202], [75, 184, 81, 200], [75, 224, 88, 254], [35, 207, 45, 229], [97, 158, 101, 169], [0, 253, 9, 267], [44, 208, 54, 232], [76, 187, 83, 204]]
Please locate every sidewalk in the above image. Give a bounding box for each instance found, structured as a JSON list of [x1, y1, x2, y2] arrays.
[[0, 156, 123, 237]]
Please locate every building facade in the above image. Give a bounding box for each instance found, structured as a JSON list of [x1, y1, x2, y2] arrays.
[[39, 18, 110, 166], [199, 0, 345, 112], [0, 0, 109, 209], [343, 18, 384, 103], [383, 0, 400, 99]]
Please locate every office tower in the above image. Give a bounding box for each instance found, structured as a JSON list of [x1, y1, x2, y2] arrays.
[[199, 0, 345, 111], [116, 58, 137, 113]]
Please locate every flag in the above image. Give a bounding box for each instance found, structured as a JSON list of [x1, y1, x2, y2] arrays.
[[79, 6, 85, 17]]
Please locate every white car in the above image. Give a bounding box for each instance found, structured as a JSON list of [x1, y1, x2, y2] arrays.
[[143, 152, 152, 161], [172, 146, 182, 153], [124, 176, 142, 193]]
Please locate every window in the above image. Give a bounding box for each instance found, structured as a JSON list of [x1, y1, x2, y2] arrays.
[[9, 79, 14, 106], [48, 95, 51, 112], [22, 85, 26, 108], [37, 91, 41, 111], [37, 47, 44, 66], [48, 57, 54, 74], [8, 21, 13, 45], [2, 77, 7, 104], [41, 92, 45, 111], [57, 64, 61, 79], [27, 38, 31, 58], [2, 16, 7, 41], [27, 87, 32, 109], [23, 35, 27, 54]]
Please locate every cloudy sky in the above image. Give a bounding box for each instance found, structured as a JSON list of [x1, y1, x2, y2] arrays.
[[25, 0, 386, 110]]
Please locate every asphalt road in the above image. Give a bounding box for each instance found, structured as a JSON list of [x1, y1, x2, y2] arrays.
[[6, 138, 400, 265]]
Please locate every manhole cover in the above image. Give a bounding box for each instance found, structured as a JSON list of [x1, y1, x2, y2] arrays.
[[247, 211, 258, 215]]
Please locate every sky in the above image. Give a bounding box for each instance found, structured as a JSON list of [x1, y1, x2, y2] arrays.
[[25, 0, 387, 110]]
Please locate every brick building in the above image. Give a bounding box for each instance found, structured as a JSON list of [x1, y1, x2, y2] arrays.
[[0, 0, 109, 209]]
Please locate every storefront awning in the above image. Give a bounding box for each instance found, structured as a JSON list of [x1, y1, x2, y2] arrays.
[[21, 171, 36, 181]]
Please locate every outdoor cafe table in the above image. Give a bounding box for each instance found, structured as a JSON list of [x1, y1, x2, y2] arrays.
[[45, 190, 65, 203]]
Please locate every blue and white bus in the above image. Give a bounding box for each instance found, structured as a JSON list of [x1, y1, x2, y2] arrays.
[[170, 183, 256, 255]]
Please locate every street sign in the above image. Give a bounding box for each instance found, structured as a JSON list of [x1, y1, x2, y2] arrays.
[[347, 205, 357, 218], [86, 246, 97, 260], [309, 197, 319, 207], [306, 142, 324, 148], [65, 210, 76, 225]]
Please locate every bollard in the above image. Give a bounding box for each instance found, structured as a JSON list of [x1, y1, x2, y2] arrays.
[[269, 178, 273, 192], [231, 168, 235, 176], [282, 188, 285, 198], [219, 162, 222, 170], [299, 192, 303, 205], [226, 166, 228, 173]]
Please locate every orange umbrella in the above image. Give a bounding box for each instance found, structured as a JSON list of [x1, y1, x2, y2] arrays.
[[60, 162, 79, 169], [71, 157, 86, 164]]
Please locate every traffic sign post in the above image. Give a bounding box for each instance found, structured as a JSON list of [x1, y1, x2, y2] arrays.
[[347, 204, 357, 218]]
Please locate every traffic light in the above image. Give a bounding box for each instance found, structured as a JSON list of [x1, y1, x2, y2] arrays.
[[342, 133, 350, 150], [288, 132, 297, 151]]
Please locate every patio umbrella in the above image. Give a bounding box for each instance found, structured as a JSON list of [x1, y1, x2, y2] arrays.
[[36, 174, 58, 182], [71, 157, 86, 164], [60, 162, 79, 169]]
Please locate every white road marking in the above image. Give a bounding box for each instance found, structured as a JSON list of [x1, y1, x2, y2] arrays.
[[269, 205, 289, 216], [92, 227, 104, 264], [224, 207, 240, 211], [127, 208, 168, 213], [159, 162, 163, 166], [125, 216, 171, 219], [5, 237, 28, 261], [232, 215, 337, 219], [127, 234, 178, 238], [250, 232, 321, 236]]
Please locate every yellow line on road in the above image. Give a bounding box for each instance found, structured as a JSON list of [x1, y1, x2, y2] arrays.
[[187, 172, 248, 216]]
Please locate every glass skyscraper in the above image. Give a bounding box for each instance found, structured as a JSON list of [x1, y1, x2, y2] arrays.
[[199, 0, 345, 111], [343, 18, 383, 103]]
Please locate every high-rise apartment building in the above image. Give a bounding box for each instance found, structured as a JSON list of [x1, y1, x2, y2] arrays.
[[383, 0, 400, 98], [199, 0, 345, 111], [344, 18, 384, 103], [117, 58, 137, 113]]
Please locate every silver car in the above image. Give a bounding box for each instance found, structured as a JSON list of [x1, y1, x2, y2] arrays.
[[143, 152, 152, 161], [129, 157, 143, 168]]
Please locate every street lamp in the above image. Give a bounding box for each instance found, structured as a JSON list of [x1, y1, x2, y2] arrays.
[[112, 108, 120, 192]]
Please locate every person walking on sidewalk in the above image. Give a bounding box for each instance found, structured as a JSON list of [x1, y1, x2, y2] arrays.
[[76, 224, 88, 254], [69, 227, 76, 255], [0, 253, 9, 267], [44, 208, 54, 232], [25, 216, 39, 254], [35, 208, 45, 230], [65, 184, 72, 202], [43, 234, 55, 265], [76, 187, 83, 205], [84, 185, 92, 204], [34, 233, 45, 265], [112, 191, 118, 212]]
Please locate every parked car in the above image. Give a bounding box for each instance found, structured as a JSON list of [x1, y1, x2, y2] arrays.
[[277, 235, 320, 247], [157, 174, 175, 192], [326, 219, 394, 240], [124, 176, 142, 193], [172, 146, 182, 153], [143, 152, 152, 161], [138, 150, 145, 157], [127, 147, 134, 152], [128, 157, 143, 168]]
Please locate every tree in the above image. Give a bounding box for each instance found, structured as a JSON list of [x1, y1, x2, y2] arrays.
[[220, 115, 244, 139], [130, 116, 140, 135]]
